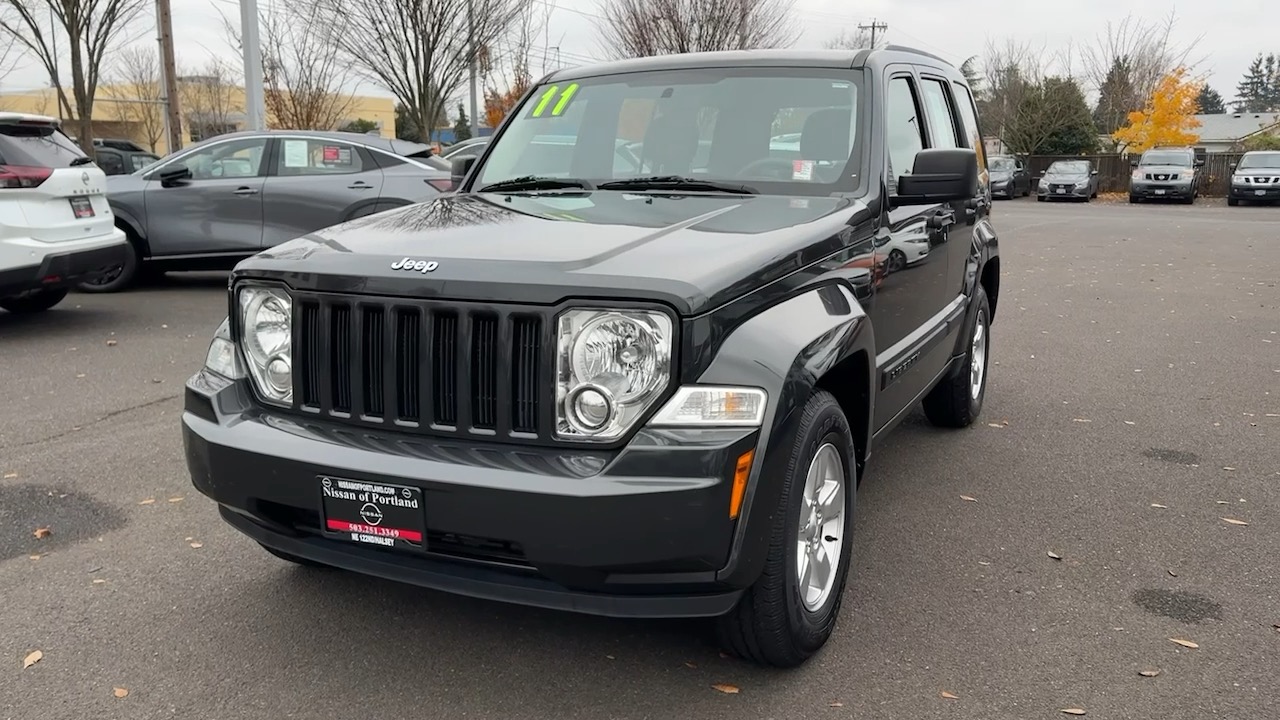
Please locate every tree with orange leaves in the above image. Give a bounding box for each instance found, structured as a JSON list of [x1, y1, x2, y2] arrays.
[[483, 62, 533, 129], [1112, 66, 1203, 153]]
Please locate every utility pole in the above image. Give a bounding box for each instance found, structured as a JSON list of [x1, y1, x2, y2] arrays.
[[858, 19, 888, 49], [157, 0, 184, 152], [466, 0, 479, 136], [240, 0, 266, 130]]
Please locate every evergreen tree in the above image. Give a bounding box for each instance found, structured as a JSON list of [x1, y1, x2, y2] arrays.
[[1234, 53, 1277, 113], [1195, 85, 1226, 114], [1042, 78, 1099, 155], [960, 56, 982, 96], [1093, 57, 1138, 134], [453, 103, 473, 142]]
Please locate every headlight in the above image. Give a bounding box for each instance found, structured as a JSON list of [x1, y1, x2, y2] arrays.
[[1075, 180, 1089, 189], [203, 317, 245, 380], [556, 308, 672, 440], [238, 285, 293, 405], [650, 386, 767, 426], [1131, 170, 1143, 180]]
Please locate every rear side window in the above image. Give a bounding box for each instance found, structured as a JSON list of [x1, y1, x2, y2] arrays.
[[0, 124, 89, 168], [951, 81, 986, 169], [919, 79, 959, 149]]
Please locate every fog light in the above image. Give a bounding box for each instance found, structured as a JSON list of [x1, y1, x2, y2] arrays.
[[266, 356, 291, 393], [567, 384, 613, 433]]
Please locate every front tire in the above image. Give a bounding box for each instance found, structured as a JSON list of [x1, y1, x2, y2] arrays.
[[886, 249, 907, 273], [717, 390, 856, 668], [1228, 197, 1240, 207], [75, 239, 141, 293], [0, 288, 69, 314], [922, 285, 991, 428]]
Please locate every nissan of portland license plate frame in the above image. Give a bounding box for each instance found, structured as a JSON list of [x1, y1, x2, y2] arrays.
[[319, 475, 426, 551]]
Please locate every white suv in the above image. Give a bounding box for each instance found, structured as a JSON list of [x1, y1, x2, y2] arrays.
[[0, 113, 128, 314]]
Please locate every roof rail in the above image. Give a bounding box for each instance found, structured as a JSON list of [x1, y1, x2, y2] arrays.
[[881, 44, 953, 66]]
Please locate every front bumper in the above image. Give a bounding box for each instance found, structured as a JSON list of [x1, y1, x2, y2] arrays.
[[1230, 184, 1280, 201], [1037, 183, 1090, 199], [1129, 182, 1193, 200], [183, 372, 757, 618], [990, 180, 1015, 197], [0, 230, 128, 297]]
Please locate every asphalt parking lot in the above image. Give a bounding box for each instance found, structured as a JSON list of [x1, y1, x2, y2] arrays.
[[3, 199, 1278, 720]]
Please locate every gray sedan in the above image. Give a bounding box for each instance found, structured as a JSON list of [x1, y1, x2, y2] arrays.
[[1036, 159, 1099, 202], [79, 130, 452, 292]]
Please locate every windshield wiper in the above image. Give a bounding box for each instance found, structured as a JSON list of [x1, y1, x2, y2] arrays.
[[70, 157, 96, 167], [477, 175, 594, 193], [597, 176, 757, 195]]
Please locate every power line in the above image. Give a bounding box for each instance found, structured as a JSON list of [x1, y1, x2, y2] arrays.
[[857, 19, 888, 49]]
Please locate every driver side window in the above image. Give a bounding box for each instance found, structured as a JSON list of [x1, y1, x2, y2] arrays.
[[885, 76, 925, 188], [172, 138, 268, 180]]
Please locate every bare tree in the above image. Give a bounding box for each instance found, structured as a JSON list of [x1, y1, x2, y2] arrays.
[[103, 46, 164, 151], [1080, 13, 1205, 102], [978, 39, 1042, 145], [596, 0, 799, 59], [179, 57, 243, 142], [221, 4, 355, 130], [824, 26, 886, 51], [0, 0, 148, 152], [480, 1, 545, 127], [295, 0, 524, 144]]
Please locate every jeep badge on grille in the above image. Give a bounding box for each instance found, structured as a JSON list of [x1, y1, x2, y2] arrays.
[[391, 257, 439, 273]]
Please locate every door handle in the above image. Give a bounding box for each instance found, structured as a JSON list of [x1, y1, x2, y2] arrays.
[[233, 187, 259, 196], [347, 182, 374, 190], [926, 209, 955, 231]]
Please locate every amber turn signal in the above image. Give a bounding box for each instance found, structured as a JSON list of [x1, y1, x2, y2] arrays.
[[729, 449, 755, 519]]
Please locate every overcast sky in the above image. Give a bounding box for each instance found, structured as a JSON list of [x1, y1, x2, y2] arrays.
[[5, 0, 1268, 111]]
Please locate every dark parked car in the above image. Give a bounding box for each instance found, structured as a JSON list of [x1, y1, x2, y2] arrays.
[[94, 147, 160, 175], [986, 155, 1030, 198], [83, 130, 453, 292], [1036, 159, 1098, 201], [1128, 146, 1202, 204], [1228, 150, 1280, 206], [183, 46, 1000, 668]]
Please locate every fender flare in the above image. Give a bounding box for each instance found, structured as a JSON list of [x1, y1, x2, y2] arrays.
[[692, 281, 875, 588], [112, 208, 149, 256]]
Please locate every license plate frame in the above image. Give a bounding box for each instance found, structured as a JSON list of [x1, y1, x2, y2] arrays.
[[1257, 190, 1267, 196], [1154, 189, 1166, 195], [1055, 188, 1065, 194], [320, 475, 426, 552], [69, 196, 95, 219]]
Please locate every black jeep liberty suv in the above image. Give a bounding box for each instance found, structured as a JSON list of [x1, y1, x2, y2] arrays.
[[183, 46, 1001, 668]]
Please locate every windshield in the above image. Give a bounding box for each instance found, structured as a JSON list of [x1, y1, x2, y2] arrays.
[[988, 157, 1015, 171], [474, 67, 863, 195], [1047, 160, 1090, 174], [1140, 151, 1192, 166], [1239, 152, 1280, 169]]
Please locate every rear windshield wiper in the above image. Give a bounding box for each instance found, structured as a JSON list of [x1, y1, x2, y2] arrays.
[[70, 157, 96, 167], [476, 175, 594, 193], [597, 176, 757, 195]]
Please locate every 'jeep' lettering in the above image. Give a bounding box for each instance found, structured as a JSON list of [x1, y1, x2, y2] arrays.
[[391, 257, 439, 273]]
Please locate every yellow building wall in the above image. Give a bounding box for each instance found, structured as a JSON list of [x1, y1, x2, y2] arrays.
[[0, 84, 396, 155]]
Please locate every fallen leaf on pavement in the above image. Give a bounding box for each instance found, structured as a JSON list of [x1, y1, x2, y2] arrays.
[[1168, 569, 1178, 577], [712, 683, 740, 694], [28, 555, 40, 561], [1222, 518, 1249, 526], [1061, 709, 1086, 716], [22, 650, 42, 668], [1139, 669, 1161, 677], [1150, 503, 1168, 508], [3, 472, 17, 479], [113, 687, 129, 698], [138, 498, 156, 505], [168, 497, 183, 503], [92, 579, 106, 585], [106, 339, 118, 346], [189, 542, 203, 549], [1124, 421, 1136, 425], [1048, 551, 1062, 560], [960, 495, 978, 502], [987, 423, 1004, 428], [941, 691, 958, 699], [978, 561, 991, 566], [33, 527, 51, 539], [1170, 638, 1199, 649], [684, 661, 697, 669], [1072, 418, 1092, 423], [829, 701, 844, 707], [1223, 467, 1236, 471]]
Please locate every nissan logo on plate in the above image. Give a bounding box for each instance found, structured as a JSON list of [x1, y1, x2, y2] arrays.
[[391, 257, 439, 273]]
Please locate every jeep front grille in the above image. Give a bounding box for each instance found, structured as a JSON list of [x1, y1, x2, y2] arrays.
[[293, 293, 548, 440]]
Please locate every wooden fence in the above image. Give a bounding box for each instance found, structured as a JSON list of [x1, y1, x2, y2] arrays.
[[1023, 153, 1245, 196]]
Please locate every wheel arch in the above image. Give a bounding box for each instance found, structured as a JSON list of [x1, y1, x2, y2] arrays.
[[113, 211, 150, 257], [692, 281, 875, 588]]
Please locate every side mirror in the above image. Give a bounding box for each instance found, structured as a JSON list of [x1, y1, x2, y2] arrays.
[[893, 148, 978, 206], [450, 154, 477, 191], [1130, 159, 1139, 168], [1194, 158, 1205, 167], [1229, 162, 1238, 170], [1091, 169, 1098, 176], [158, 166, 191, 187]]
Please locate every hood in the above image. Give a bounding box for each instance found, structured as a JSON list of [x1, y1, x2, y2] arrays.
[[1045, 172, 1088, 181], [236, 191, 872, 315], [1234, 167, 1280, 176], [988, 169, 1012, 180]]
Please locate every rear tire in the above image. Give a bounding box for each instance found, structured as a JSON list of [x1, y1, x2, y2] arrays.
[[75, 238, 141, 293], [716, 390, 856, 668], [0, 288, 69, 314], [922, 286, 991, 428]]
